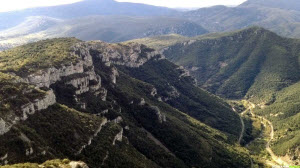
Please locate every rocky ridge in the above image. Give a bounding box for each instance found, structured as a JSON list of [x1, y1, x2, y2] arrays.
[[0, 42, 106, 136], [86, 41, 164, 67], [0, 39, 163, 148], [0, 38, 252, 168]]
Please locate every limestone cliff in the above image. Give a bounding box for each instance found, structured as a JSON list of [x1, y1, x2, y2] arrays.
[[0, 40, 162, 137], [0, 89, 56, 136], [0, 38, 252, 168], [21, 90, 56, 120], [87, 41, 164, 67]]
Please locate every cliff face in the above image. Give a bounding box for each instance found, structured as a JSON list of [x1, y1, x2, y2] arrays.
[[0, 85, 56, 136], [86, 41, 164, 67], [21, 90, 56, 120], [0, 41, 107, 136], [0, 39, 251, 168], [0, 40, 160, 140], [22, 42, 94, 88]]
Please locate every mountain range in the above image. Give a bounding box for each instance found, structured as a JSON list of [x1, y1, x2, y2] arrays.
[[0, 0, 177, 31], [182, 0, 300, 38], [0, 15, 207, 51], [1, 0, 300, 51]]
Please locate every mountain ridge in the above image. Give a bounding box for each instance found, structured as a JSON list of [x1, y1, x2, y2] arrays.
[[0, 15, 208, 51], [182, 0, 300, 38], [0, 38, 251, 167], [0, 0, 178, 31]]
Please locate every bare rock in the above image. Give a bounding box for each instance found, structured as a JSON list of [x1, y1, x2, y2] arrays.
[[139, 98, 146, 106], [150, 106, 166, 124], [21, 90, 56, 120], [69, 161, 89, 168], [112, 128, 123, 145], [110, 67, 119, 84]]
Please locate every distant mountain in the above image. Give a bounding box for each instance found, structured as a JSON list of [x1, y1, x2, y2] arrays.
[[0, 16, 62, 38], [241, 0, 300, 11], [0, 0, 178, 30], [0, 15, 208, 50], [182, 0, 300, 38]]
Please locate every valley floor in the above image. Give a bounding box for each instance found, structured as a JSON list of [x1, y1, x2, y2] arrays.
[[240, 101, 294, 167]]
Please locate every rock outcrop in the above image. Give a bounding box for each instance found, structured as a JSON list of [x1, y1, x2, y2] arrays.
[[150, 106, 166, 124], [22, 62, 84, 88], [0, 153, 8, 165], [21, 90, 56, 120], [22, 42, 95, 88], [69, 161, 89, 168], [110, 67, 119, 84], [76, 118, 108, 155], [112, 128, 123, 146], [87, 41, 164, 68], [139, 98, 146, 106], [162, 85, 180, 102], [64, 72, 101, 95], [0, 119, 10, 136], [0, 90, 56, 136], [150, 87, 157, 97]]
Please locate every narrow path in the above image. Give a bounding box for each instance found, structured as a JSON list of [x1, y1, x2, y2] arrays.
[[232, 107, 246, 145], [264, 118, 288, 166], [232, 106, 254, 167], [248, 102, 289, 166]]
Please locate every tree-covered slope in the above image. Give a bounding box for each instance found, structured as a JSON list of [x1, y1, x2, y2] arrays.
[[125, 34, 190, 51], [117, 58, 241, 139], [0, 38, 251, 167], [132, 27, 300, 163], [162, 27, 300, 103], [254, 81, 300, 161]]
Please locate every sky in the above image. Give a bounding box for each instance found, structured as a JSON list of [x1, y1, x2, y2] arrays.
[[0, 0, 247, 12], [0, 0, 83, 12]]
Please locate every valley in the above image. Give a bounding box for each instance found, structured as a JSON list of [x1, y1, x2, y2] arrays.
[[241, 101, 293, 166], [133, 26, 300, 167], [0, 0, 299, 167]]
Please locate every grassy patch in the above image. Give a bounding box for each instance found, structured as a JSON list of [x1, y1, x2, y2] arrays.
[[0, 38, 80, 76]]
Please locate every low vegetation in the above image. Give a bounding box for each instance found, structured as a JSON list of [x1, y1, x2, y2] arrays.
[[255, 81, 300, 157], [1, 159, 80, 168], [0, 38, 80, 76]]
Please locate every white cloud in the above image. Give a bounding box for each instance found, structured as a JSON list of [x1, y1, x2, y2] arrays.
[[116, 0, 247, 8], [0, 0, 83, 12]]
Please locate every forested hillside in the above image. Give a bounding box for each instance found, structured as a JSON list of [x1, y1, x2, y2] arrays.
[[0, 38, 251, 167]]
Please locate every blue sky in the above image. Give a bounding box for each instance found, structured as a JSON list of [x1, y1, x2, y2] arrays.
[[0, 0, 247, 12]]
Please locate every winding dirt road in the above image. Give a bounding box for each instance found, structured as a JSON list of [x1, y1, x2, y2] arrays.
[[248, 102, 289, 166], [232, 107, 245, 144], [232, 106, 253, 168]]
